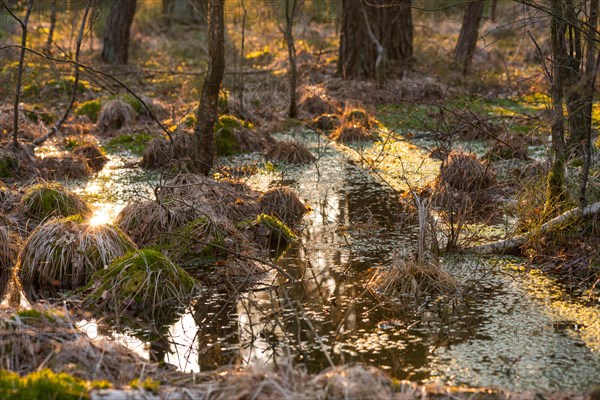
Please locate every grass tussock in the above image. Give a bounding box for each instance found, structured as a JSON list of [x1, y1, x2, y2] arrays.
[[39, 155, 92, 180], [368, 254, 458, 299], [96, 100, 135, 133], [21, 182, 91, 221], [72, 143, 108, 171], [298, 91, 338, 117], [265, 141, 316, 164], [157, 173, 260, 222], [0, 145, 38, 180], [215, 115, 269, 156], [0, 181, 21, 212], [0, 306, 167, 383], [258, 187, 307, 226], [438, 150, 495, 192], [330, 107, 379, 143], [114, 200, 196, 246], [312, 113, 341, 131], [18, 216, 136, 289], [0, 225, 21, 271], [140, 132, 192, 170], [82, 249, 196, 319]]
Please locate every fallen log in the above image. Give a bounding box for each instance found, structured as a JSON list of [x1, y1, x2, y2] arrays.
[[470, 201, 600, 255]]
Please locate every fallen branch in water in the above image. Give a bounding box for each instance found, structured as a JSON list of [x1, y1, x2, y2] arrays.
[[469, 201, 600, 255]]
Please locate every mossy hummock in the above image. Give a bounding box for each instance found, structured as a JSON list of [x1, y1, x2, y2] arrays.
[[18, 216, 136, 289], [83, 249, 196, 318], [0, 369, 110, 400], [21, 183, 91, 221]]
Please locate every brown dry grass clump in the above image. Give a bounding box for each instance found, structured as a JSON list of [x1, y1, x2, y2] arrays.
[[265, 141, 316, 164], [312, 113, 341, 131], [39, 155, 92, 180], [258, 187, 307, 226], [96, 100, 135, 132], [0, 225, 21, 271], [114, 200, 197, 246], [140, 132, 193, 170], [368, 254, 459, 299], [18, 215, 136, 289], [330, 107, 379, 143], [299, 91, 338, 117], [0, 181, 21, 212], [73, 143, 108, 171], [0, 144, 39, 180], [157, 173, 261, 222], [485, 141, 530, 161], [438, 150, 495, 192], [0, 306, 168, 383]]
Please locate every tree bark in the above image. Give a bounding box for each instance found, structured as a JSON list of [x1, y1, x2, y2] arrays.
[[284, 0, 299, 118], [9, 0, 33, 147], [44, 0, 58, 54], [339, 0, 412, 80], [101, 0, 137, 64], [453, 0, 485, 75], [193, 0, 225, 175]]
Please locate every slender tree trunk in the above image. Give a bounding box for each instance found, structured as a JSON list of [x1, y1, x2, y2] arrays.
[[193, 0, 225, 175], [9, 0, 34, 148], [101, 0, 137, 64], [284, 0, 299, 118], [239, 0, 247, 114], [378, 0, 412, 63], [44, 0, 58, 54], [453, 0, 485, 75], [580, 0, 599, 206], [546, 0, 569, 213]]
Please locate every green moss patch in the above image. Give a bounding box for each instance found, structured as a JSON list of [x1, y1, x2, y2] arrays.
[[104, 133, 154, 155], [0, 369, 110, 400], [255, 213, 297, 251], [83, 249, 196, 318], [74, 99, 102, 122], [21, 183, 91, 221]]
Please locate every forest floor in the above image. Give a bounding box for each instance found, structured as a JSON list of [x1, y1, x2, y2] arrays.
[[0, 2, 599, 399]]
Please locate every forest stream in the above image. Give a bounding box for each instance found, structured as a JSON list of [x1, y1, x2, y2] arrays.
[[12, 131, 597, 393]]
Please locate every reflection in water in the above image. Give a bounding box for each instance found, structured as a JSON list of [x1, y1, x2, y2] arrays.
[[7, 132, 600, 392]]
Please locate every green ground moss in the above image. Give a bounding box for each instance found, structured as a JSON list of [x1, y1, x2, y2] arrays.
[[0, 155, 18, 179], [214, 115, 253, 156], [74, 99, 102, 122], [104, 133, 154, 155], [0, 369, 110, 400], [84, 249, 195, 316], [21, 183, 91, 220], [157, 217, 227, 267], [129, 378, 160, 393], [255, 213, 297, 250]]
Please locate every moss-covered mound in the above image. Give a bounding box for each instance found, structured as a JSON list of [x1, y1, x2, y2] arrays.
[[39, 155, 92, 180], [238, 214, 297, 254], [21, 183, 91, 221], [215, 115, 264, 156], [299, 92, 338, 117], [83, 249, 196, 318], [265, 141, 316, 165], [159, 217, 243, 268], [114, 200, 196, 246], [18, 216, 136, 289], [258, 187, 307, 226], [73, 143, 108, 171], [0, 368, 110, 400], [96, 100, 135, 132]]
